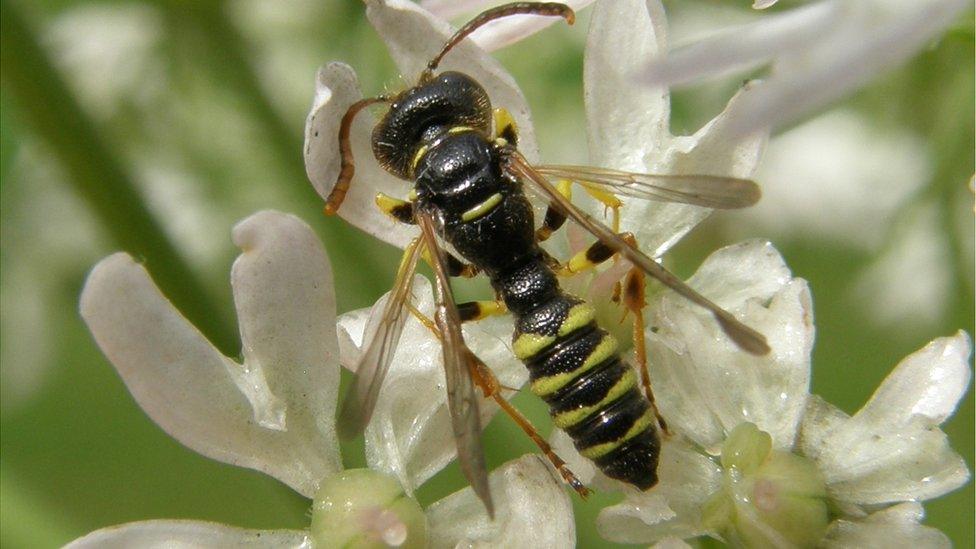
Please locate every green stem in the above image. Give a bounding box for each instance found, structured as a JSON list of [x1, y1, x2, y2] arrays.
[[0, 0, 239, 354]]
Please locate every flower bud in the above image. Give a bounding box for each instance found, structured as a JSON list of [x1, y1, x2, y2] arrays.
[[311, 469, 427, 548]]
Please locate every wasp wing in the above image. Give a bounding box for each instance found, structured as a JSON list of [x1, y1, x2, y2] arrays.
[[536, 164, 761, 209], [508, 151, 770, 356], [416, 209, 494, 517], [337, 238, 422, 440]]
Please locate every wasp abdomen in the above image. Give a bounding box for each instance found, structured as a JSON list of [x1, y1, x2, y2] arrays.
[[511, 295, 659, 489]]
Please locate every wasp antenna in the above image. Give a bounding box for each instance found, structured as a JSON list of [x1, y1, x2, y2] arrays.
[[421, 2, 575, 82], [325, 95, 391, 216]]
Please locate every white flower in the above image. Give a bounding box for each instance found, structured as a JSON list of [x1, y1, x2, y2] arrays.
[[71, 211, 573, 548], [550, 239, 971, 546], [638, 0, 970, 137], [304, 1, 970, 546]]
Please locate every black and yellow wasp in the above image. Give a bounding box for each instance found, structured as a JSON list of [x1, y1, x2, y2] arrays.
[[323, 2, 769, 516]]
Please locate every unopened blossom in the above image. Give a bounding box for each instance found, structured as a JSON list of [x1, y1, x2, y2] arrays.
[[70, 211, 574, 548]]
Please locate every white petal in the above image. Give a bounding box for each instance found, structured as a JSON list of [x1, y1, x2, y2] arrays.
[[639, 2, 841, 87], [80, 213, 343, 499], [821, 503, 951, 549], [596, 437, 722, 544], [66, 520, 309, 548], [648, 241, 813, 451], [426, 455, 575, 548], [802, 333, 972, 504], [613, 84, 768, 258], [336, 305, 372, 370], [230, 211, 344, 487], [303, 62, 416, 249], [467, 0, 596, 53], [584, 0, 670, 170], [858, 332, 972, 425], [724, 0, 970, 137], [365, 0, 539, 161], [420, 0, 489, 21], [652, 538, 694, 549], [349, 277, 526, 492], [753, 0, 778, 8]]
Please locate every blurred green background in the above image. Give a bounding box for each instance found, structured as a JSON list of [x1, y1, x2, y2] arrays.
[[1, 0, 972, 547]]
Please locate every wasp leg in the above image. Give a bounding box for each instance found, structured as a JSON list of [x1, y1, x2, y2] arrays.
[[580, 184, 622, 233], [375, 192, 416, 225], [621, 267, 669, 435], [536, 179, 572, 242], [493, 107, 519, 148], [376, 193, 481, 278], [457, 300, 507, 322], [467, 353, 592, 499], [556, 232, 637, 276], [536, 179, 622, 242]]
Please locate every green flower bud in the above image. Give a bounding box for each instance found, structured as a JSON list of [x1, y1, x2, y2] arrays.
[[310, 469, 427, 549], [710, 423, 829, 548]]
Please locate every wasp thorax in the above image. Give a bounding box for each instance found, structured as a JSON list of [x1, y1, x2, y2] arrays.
[[372, 71, 492, 179]]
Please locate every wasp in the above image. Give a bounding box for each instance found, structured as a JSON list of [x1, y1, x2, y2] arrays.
[[323, 2, 769, 516]]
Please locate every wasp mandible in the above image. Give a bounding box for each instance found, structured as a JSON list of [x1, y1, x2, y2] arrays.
[[319, 2, 769, 516]]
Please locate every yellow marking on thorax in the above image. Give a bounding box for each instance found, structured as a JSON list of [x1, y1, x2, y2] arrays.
[[552, 369, 637, 429], [461, 192, 503, 222], [529, 334, 618, 397], [579, 409, 655, 460]]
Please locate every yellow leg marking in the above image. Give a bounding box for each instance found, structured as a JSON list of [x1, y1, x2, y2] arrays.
[[581, 183, 622, 233], [458, 299, 507, 322], [579, 409, 655, 460], [552, 369, 637, 429], [530, 334, 618, 397], [493, 107, 518, 143]]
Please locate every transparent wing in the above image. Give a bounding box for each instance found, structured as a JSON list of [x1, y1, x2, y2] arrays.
[[337, 238, 422, 440], [508, 151, 770, 356], [416, 209, 494, 517], [536, 164, 761, 209]]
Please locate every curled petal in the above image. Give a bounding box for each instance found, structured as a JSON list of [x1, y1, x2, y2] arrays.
[[81, 212, 342, 498], [365, 0, 539, 161], [800, 333, 972, 505], [66, 520, 309, 548], [426, 455, 575, 547], [648, 240, 812, 451], [596, 437, 723, 544], [338, 277, 526, 492], [303, 62, 416, 249], [821, 503, 951, 549]]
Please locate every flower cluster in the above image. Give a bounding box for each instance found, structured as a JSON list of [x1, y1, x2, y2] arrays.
[[73, 1, 969, 547]]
